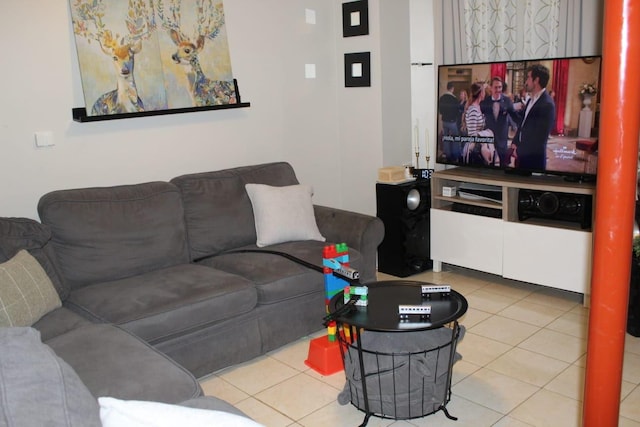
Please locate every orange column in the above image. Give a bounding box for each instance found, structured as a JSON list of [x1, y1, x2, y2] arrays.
[[583, 0, 640, 425]]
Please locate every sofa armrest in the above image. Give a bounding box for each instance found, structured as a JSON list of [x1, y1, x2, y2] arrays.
[[313, 205, 384, 283]]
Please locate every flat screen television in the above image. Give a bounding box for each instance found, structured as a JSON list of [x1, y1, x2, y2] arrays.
[[436, 56, 602, 181]]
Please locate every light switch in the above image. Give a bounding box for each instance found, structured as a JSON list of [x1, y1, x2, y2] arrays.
[[305, 8, 316, 25], [34, 131, 54, 148], [305, 64, 316, 79]]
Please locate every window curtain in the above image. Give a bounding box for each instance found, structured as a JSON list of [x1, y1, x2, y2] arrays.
[[490, 63, 507, 84], [552, 59, 570, 135], [435, 0, 591, 65]]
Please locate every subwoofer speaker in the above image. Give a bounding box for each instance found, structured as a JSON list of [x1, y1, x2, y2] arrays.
[[376, 180, 432, 277], [518, 189, 592, 229]]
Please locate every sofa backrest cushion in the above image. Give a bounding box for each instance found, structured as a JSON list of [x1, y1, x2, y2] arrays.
[[171, 162, 299, 260], [37, 182, 190, 289], [0, 217, 68, 300]]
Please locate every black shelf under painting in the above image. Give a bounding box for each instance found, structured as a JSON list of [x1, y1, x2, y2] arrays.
[[73, 79, 250, 123]]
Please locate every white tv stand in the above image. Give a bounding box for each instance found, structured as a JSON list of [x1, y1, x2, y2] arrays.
[[430, 167, 595, 297]]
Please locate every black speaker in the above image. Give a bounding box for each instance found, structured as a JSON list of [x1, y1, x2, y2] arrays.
[[518, 189, 592, 229], [376, 180, 432, 277]]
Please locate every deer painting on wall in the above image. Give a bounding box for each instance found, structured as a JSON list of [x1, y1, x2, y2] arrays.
[[156, 0, 237, 107], [71, 0, 159, 115]]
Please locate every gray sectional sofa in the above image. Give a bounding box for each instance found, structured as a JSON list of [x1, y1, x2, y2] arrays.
[[0, 162, 384, 422]]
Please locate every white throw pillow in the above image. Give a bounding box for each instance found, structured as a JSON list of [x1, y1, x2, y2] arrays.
[[245, 184, 326, 247], [0, 250, 61, 327], [99, 397, 265, 427]]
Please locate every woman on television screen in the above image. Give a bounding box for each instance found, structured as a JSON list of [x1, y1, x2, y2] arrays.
[[462, 82, 495, 165]]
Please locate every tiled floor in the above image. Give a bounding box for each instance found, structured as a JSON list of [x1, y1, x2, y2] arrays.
[[199, 266, 640, 426]]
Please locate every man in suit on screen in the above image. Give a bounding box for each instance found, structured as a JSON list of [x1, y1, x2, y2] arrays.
[[480, 76, 518, 168], [512, 64, 556, 171]]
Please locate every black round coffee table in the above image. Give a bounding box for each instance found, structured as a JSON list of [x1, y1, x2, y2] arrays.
[[328, 280, 468, 426]]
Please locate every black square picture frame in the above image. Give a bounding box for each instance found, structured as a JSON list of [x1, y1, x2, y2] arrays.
[[344, 52, 371, 87], [342, 0, 369, 37]]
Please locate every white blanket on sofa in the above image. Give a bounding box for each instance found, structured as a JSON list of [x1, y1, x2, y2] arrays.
[[99, 397, 265, 427]]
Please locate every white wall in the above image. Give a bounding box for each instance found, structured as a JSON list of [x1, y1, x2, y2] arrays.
[[379, 0, 413, 168], [0, 0, 410, 220], [409, 0, 437, 169]]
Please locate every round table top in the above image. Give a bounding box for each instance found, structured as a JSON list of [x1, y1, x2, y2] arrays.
[[328, 280, 468, 332]]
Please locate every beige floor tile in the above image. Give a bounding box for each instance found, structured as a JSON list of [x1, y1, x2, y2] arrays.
[[268, 336, 315, 372], [464, 289, 519, 314], [456, 332, 512, 367], [546, 310, 589, 339], [199, 375, 249, 404], [624, 351, 640, 384], [623, 380, 638, 400], [481, 280, 538, 300], [573, 354, 587, 368], [304, 368, 347, 391], [498, 300, 565, 327], [439, 269, 494, 291], [234, 397, 295, 427], [524, 288, 581, 311], [518, 329, 587, 364], [492, 416, 535, 426], [376, 272, 399, 281], [407, 395, 502, 426], [487, 347, 569, 387], [408, 270, 451, 285], [218, 356, 299, 395], [297, 400, 395, 427], [509, 389, 581, 427], [451, 359, 481, 385], [470, 315, 540, 346], [621, 385, 640, 423], [254, 373, 340, 421], [453, 367, 539, 414], [626, 335, 640, 355], [569, 303, 590, 316], [620, 416, 640, 427], [449, 280, 490, 297], [544, 364, 584, 400], [458, 307, 492, 329]]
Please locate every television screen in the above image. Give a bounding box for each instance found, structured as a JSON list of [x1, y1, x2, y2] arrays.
[[436, 56, 601, 180]]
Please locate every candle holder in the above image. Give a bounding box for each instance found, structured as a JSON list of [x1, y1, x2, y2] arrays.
[[415, 150, 420, 169]]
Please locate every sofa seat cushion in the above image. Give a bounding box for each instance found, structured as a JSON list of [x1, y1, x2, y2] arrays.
[[197, 241, 363, 305], [45, 324, 203, 404], [65, 264, 257, 343]]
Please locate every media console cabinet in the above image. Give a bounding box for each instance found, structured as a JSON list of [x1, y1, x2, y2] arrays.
[[430, 167, 596, 300]]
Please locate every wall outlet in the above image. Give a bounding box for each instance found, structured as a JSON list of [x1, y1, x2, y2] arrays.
[[34, 131, 55, 148]]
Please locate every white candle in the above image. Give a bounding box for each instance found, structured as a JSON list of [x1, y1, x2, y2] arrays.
[[414, 120, 419, 153], [425, 129, 429, 157]]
